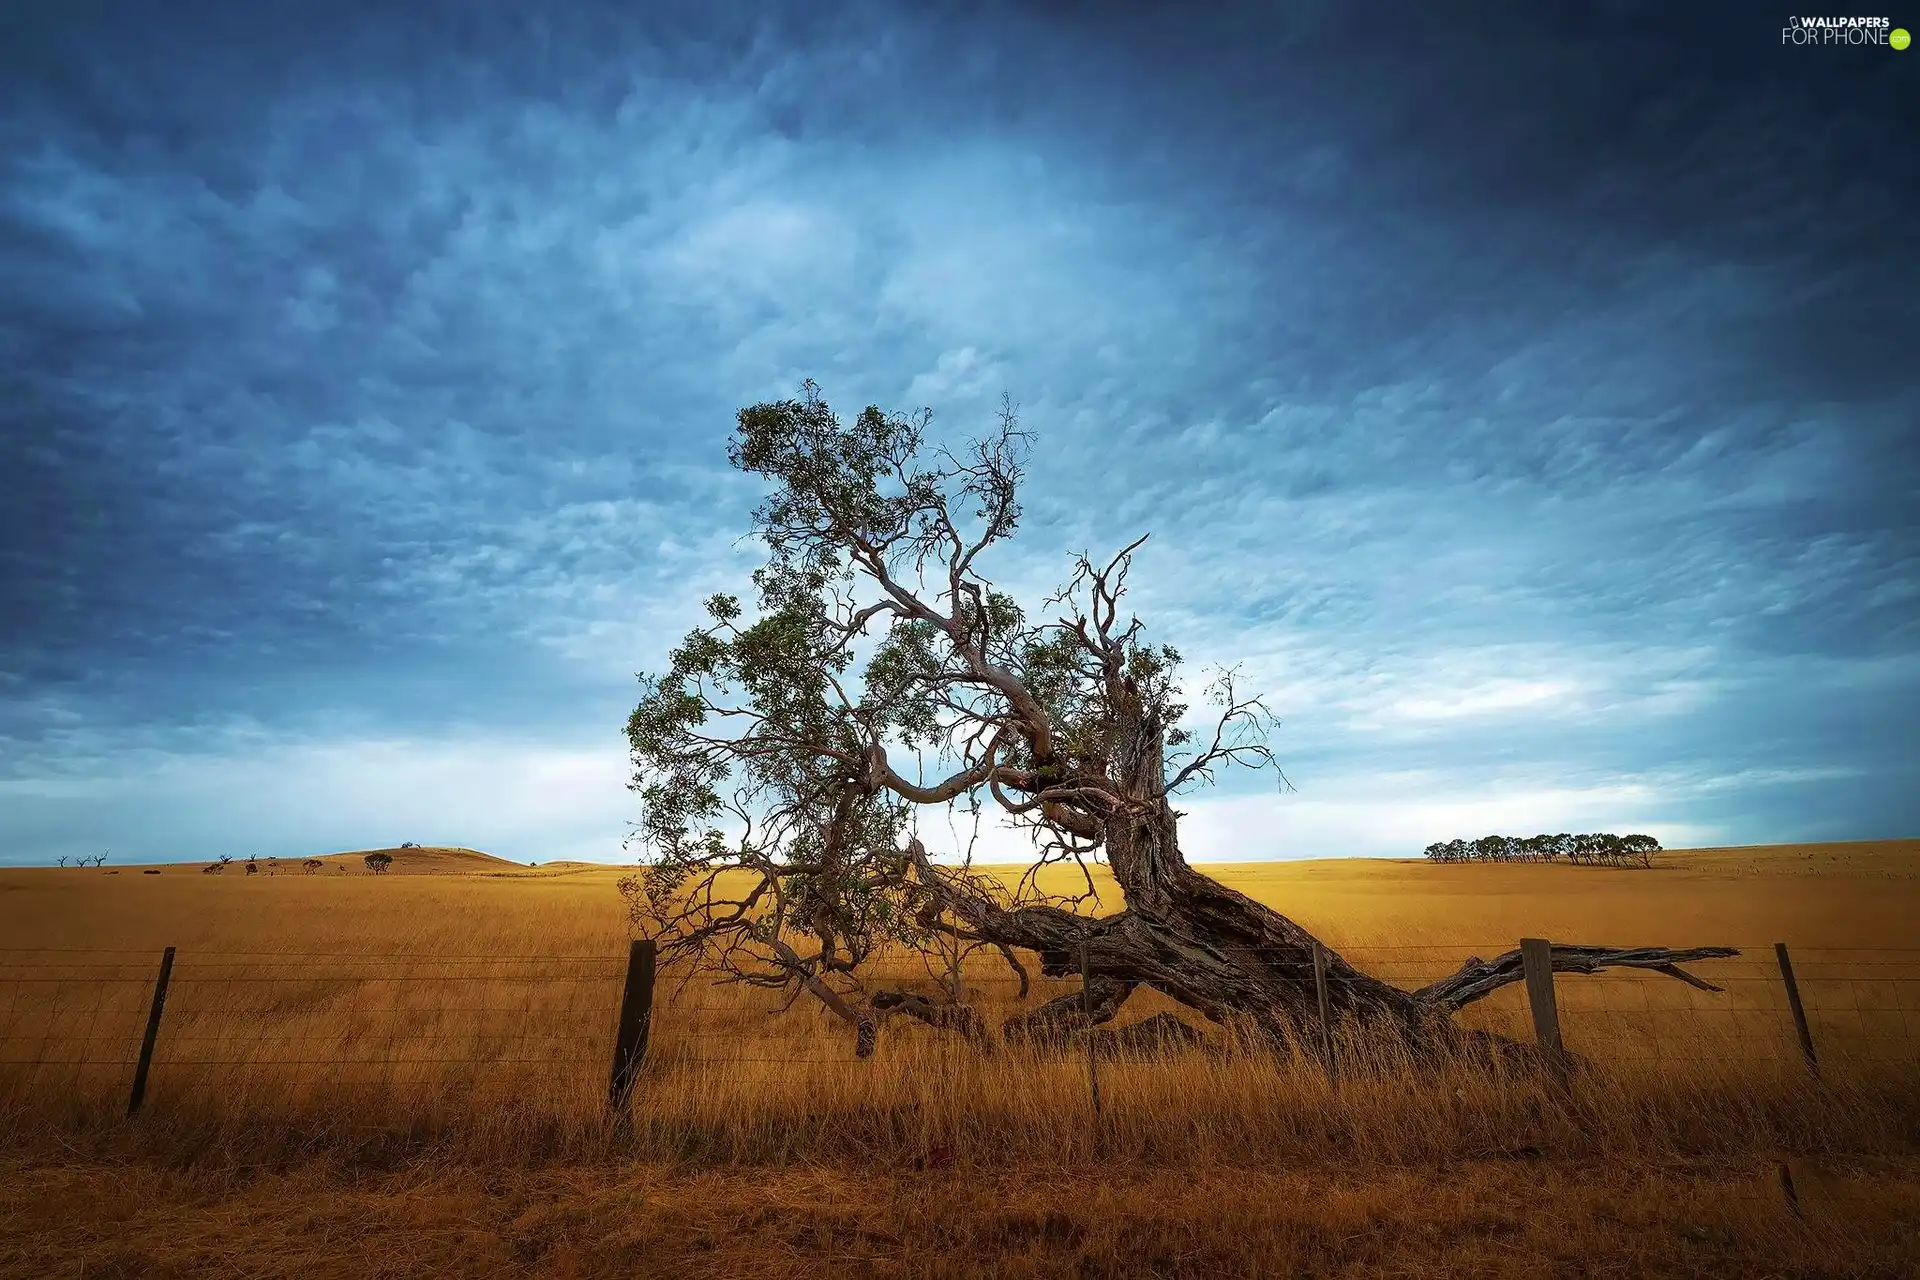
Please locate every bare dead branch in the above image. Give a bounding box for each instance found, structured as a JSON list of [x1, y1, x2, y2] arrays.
[[1001, 975, 1138, 1046], [1413, 944, 1743, 1013]]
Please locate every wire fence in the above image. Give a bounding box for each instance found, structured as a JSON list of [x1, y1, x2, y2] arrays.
[[0, 950, 627, 1115], [2, 942, 1916, 1116]]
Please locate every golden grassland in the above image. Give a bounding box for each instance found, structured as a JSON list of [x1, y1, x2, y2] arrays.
[[8, 838, 1916, 957], [1, 839, 1917, 1278]]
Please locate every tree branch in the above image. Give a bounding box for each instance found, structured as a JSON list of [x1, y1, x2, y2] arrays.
[[1001, 975, 1138, 1045], [1413, 944, 1742, 1013], [766, 937, 879, 1057], [870, 990, 989, 1044]]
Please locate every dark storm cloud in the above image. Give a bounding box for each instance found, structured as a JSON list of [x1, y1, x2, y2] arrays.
[[1, 1, 1914, 863]]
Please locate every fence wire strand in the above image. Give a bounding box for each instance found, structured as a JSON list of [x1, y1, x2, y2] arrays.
[[1, 944, 1915, 1105]]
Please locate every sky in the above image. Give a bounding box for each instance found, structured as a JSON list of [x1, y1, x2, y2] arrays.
[[2, 1, 1915, 868]]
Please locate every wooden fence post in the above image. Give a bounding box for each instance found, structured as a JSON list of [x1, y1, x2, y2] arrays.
[[1519, 938, 1568, 1085], [607, 939, 657, 1115], [1081, 936, 1103, 1121], [1311, 940, 1337, 1091], [127, 945, 175, 1118], [1775, 942, 1819, 1077]]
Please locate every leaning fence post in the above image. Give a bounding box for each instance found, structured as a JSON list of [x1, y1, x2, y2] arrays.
[[1519, 938, 1568, 1086], [607, 939, 657, 1115], [1311, 940, 1338, 1091], [1080, 935, 1103, 1123], [127, 945, 175, 1118], [1775, 942, 1819, 1077]]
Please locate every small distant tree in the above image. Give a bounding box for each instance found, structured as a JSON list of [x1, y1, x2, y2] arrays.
[[400, 841, 421, 850], [244, 853, 259, 876], [302, 858, 323, 874], [1621, 834, 1662, 868], [364, 851, 393, 874], [203, 854, 233, 875]]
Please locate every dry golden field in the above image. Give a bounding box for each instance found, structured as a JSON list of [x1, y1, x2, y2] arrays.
[[2, 839, 1917, 1279]]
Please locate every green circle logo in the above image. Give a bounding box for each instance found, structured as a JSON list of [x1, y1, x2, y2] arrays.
[[1894, 28, 1912, 49]]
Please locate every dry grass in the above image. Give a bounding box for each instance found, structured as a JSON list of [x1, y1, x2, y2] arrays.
[[1, 839, 1917, 1277]]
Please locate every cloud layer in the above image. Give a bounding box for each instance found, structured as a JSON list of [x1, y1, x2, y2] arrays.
[[3, 2, 1915, 865]]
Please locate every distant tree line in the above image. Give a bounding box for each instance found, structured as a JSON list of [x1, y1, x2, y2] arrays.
[[1422, 832, 1662, 868]]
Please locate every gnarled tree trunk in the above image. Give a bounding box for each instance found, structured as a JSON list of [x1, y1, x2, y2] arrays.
[[887, 700, 1735, 1059]]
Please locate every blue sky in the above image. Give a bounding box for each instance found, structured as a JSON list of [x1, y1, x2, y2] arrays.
[[3, 1, 1915, 867]]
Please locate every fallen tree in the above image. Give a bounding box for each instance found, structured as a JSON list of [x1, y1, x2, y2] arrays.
[[619, 382, 1737, 1058]]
